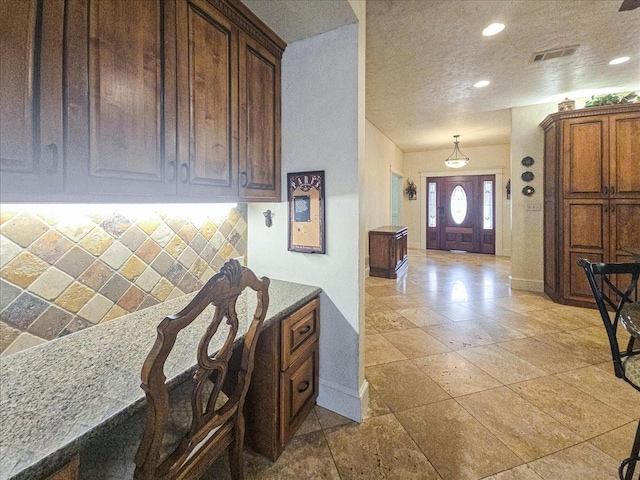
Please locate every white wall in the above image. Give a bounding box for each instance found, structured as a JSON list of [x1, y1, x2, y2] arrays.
[[403, 144, 512, 255], [247, 18, 366, 421], [363, 120, 404, 268]]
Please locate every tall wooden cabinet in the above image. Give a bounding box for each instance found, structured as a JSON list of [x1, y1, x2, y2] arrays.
[[0, 0, 284, 203], [541, 104, 640, 307]]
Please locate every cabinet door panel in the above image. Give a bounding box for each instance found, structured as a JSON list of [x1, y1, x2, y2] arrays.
[[562, 117, 607, 197], [0, 0, 63, 196], [177, 0, 238, 197], [66, 0, 174, 196], [610, 114, 640, 197], [610, 201, 640, 262], [239, 33, 280, 200]]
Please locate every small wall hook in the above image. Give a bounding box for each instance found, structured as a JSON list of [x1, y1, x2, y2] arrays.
[[263, 209, 274, 228]]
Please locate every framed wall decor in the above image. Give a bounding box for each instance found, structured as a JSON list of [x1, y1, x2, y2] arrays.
[[288, 171, 325, 253]]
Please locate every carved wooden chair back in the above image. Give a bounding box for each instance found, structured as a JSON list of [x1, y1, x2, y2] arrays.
[[134, 259, 269, 480]]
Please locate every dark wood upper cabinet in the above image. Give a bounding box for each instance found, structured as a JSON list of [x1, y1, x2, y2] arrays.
[[541, 104, 640, 307], [0, 0, 284, 202], [0, 0, 64, 196], [65, 0, 176, 196]]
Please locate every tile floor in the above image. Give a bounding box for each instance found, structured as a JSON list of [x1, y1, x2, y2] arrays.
[[210, 249, 638, 479]]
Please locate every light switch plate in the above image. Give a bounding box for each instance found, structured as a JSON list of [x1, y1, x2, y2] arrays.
[[526, 201, 542, 211]]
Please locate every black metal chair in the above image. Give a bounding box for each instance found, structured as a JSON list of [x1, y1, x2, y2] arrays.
[[578, 259, 640, 480]]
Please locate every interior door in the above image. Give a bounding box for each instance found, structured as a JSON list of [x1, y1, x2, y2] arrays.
[[391, 172, 402, 225], [427, 175, 495, 254]]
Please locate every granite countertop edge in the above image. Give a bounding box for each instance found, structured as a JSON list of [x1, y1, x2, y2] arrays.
[[0, 279, 321, 480]]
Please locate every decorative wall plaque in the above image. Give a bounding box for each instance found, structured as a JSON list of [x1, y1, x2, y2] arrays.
[[288, 171, 325, 253]]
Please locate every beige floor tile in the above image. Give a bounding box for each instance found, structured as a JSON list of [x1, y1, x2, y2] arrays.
[[366, 360, 450, 411], [382, 328, 450, 358], [509, 376, 633, 438], [377, 294, 424, 310], [324, 413, 442, 480], [396, 399, 522, 480], [413, 351, 502, 397], [481, 464, 544, 479], [365, 333, 407, 367], [490, 296, 548, 314], [524, 307, 601, 333], [498, 337, 590, 373], [457, 387, 583, 462], [366, 285, 408, 298], [294, 407, 322, 436], [315, 405, 354, 430], [589, 420, 638, 463], [424, 322, 502, 350], [397, 307, 452, 327], [366, 310, 416, 332], [480, 312, 562, 338], [243, 430, 341, 480], [527, 442, 619, 480], [457, 300, 516, 318], [530, 332, 611, 365], [556, 365, 640, 417], [364, 384, 392, 419], [433, 303, 488, 322], [457, 345, 547, 384]]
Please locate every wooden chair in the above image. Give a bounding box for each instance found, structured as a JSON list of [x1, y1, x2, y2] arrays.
[[577, 259, 640, 480], [80, 259, 269, 479]]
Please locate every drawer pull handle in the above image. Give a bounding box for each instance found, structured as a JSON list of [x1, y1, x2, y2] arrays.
[[297, 380, 310, 393], [298, 325, 311, 335]]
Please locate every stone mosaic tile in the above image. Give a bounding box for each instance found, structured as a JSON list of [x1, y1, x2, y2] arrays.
[[1, 279, 21, 310], [117, 285, 145, 312], [165, 262, 187, 286], [55, 216, 95, 241], [199, 221, 217, 240], [1, 332, 45, 356], [55, 282, 95, 314], [0, 212, 50, 247], [167, 287, 186, 300], [101, 304, 129, 323], [177, 271, 200, 293], [26, 230, 74, 265], [227, 207, 241, 225], [0, 235, 22, 268], [28, 268, 74, 300], [219, 219, 233, 237], [150, 223, 174, 247], [55, 246, 95, 277], [165, 216, 186, 232], [210, 230, 225, 250], [0, 210, 17, 225], [27, 306, 73, 340], [59, 317, 93, 336], [100, 242, 132, 269], [135, 267, 161, 293], [200, 244, 216, 264], [138, 295, 160, 310], [219, 242, 235, 259], [235, 237, 247, 255], [136, 238, 162, 263], [120, 256, 146, 281], [165, 235, 187, 258], [211, 253, 226, 271], [78, 260, 113, 291], [136, 215, 161, 235], [78, 294, 114, 324], [78, 227, 114, 255], [177, 246, 197, 269], [1, 252, 50, 288], [99, 274, 131, 303], [118, 226, 147, 251], [189, 233, 207, 254], [151, 278, 174, 302], [0, 321, 20, 352], [1, 292, 49, 329], [100, 214, 131, 239], [177, 223, 197, 243], [189, 257, 208, 279]]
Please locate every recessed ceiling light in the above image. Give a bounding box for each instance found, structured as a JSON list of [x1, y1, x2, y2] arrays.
[[609, 56, 630, 65], [482, 23, 505, 36], [473, 80, 490, 88]]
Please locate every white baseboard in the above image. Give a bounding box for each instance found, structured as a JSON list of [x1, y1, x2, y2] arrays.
[[317, 377, 369, 423], [509, 276, 544, 292]]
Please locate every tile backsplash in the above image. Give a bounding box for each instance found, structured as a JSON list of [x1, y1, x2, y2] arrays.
[[0, 204, 248, 356]]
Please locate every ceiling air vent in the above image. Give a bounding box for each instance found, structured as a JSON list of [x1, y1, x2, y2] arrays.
[[531, 45, 579, 62]]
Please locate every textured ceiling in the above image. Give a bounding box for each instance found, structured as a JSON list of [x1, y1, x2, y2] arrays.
[[243, 0, 639, 152]]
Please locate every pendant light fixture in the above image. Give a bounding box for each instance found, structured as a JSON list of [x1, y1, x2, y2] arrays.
[[444, 135, 469, 168]]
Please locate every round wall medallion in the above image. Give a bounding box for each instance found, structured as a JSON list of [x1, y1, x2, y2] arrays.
[[522, 185, 535, 196], [521, 156, 534, 167], [521, 171, 534, 182]]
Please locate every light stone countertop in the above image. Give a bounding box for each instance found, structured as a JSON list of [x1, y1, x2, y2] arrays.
[[0, 279, 321, 480]]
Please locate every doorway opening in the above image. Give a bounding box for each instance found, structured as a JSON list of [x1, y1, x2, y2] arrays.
[[391, 171, 403, 226], [426, 175, 495, 254]]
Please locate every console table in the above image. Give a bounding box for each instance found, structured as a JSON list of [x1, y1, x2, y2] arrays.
[[369, 226, 408, 279]]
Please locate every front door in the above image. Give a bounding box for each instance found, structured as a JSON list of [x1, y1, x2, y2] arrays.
[[426, 175, 495, 254]]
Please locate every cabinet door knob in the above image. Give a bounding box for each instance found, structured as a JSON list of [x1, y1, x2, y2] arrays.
[[297, 380, 310, 393], [45, 143, 58, 174], [181, 163, 189, 184], [298, 325, 311, 335], [241, 171, 247, 187], [167, 161, 176, 182]]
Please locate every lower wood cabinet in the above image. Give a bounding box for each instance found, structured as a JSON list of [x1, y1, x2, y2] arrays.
[[244, 297, 319, 461], [369, 226, 408, 279]]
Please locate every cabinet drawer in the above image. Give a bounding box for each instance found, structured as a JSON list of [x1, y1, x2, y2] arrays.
[[279, 342, 318, 446], [280, 297, 319, 371]]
